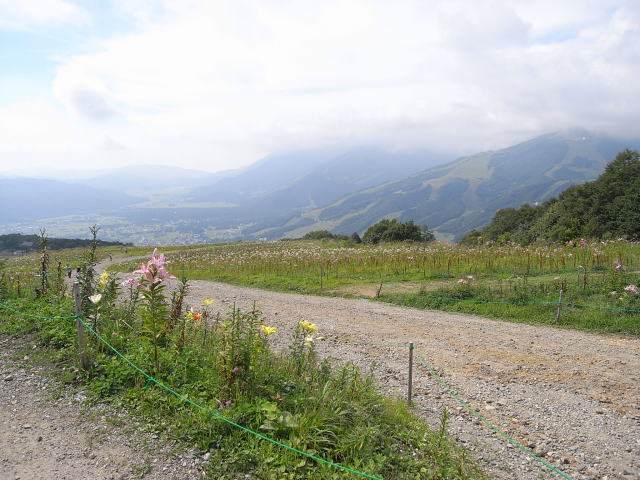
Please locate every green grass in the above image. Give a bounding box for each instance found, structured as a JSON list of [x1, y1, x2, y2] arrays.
[[379, 291, 640, 335]]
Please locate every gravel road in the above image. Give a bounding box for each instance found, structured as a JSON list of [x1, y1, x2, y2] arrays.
[[0, 336, 205, 480], [2, 256, 639, 479]]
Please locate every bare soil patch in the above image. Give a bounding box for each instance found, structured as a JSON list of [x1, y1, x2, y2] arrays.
[[334, 280, 449, 297]]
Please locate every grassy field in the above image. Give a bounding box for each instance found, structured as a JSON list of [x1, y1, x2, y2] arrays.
[[110, 239, 640, 335]]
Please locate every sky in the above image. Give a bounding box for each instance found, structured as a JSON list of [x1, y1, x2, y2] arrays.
[[0, 0, 639, 174]]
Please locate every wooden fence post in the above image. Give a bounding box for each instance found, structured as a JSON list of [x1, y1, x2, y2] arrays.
[[555, 289, 564, 323], [407, 342, 414, 405], [73, 282, 90, 371]]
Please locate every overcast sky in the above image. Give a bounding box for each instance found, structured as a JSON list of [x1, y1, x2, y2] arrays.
[[0, 0, 638, 174]]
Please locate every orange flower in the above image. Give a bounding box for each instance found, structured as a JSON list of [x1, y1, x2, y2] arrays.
[[192, 313, 202, 320]]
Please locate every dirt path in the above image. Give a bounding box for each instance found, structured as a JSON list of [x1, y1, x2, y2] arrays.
[[4, 256, 638, 479], [0, 336, 206, 480]]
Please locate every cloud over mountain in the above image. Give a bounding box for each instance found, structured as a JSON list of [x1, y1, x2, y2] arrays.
[[0, 1, 639, 173]]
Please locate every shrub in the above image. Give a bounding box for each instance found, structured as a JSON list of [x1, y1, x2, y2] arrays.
[[363, 219, 433, 244]]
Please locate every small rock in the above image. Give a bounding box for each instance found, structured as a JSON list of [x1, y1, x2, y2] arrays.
[[3, 375, 14, 381], [22, 424, 32, 429], [37, 436, 42, 442], [203, 452, 211, 461]]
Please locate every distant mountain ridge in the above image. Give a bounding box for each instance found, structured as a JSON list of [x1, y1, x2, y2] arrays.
[[0, 178, 141, 223], [189, 146, 450, 211], [0, 146, 450, 243], [246, 148, 449, 214], [249, 130, 640, 242]]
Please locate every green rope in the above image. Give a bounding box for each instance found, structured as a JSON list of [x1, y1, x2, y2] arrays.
[[413, 351, 575, 480], [0, 301, 80, 320], [335, 338, 408, 349], [78, 317, 383, 480], [555, 301, 640, 313]]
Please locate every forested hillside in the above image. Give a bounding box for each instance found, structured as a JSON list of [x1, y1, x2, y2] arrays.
[[461, 149, 640, 244], [0, 233, 130, 254]]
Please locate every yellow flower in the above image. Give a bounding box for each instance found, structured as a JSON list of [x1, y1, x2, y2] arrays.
[[185, 308, 194, 319], [203, 298, 214, 306], [99, 271, 109, 288], [260, 325, 277, 335], [299, 321, 318, 333]]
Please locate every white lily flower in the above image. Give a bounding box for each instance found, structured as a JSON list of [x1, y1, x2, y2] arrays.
[[89, 294, 102, 304]]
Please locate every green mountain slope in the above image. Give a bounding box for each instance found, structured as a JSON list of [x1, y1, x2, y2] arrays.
[[251, 131, 639, 242], [251, 147, 449, 212], [190, 146, 449, 211]]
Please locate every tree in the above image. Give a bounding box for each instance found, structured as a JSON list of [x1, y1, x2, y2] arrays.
[[420, 225, 435, 242], [350, 232, 362, 244], [302, 230, 336, 240], [363, 219, 431, 244]]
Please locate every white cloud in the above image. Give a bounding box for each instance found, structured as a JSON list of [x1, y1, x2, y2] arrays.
[[0, 0, 88, 30], [1, 0, 639, 174]]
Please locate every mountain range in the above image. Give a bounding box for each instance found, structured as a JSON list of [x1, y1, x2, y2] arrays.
[[0, 146, 450, 243], [249, 130, 639, 242], [0, 130, 637, 244]]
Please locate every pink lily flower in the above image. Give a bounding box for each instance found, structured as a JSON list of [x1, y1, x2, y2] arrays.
[[133, 262, 155, 283], [149, 248, 169, 268], [133, 249, 176, 286], [155, 265, 175, 280]]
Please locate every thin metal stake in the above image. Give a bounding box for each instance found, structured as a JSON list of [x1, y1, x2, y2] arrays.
[[555, 289, 564, 323], [73, 282, 90, 371], [408, 342, 414, 405]]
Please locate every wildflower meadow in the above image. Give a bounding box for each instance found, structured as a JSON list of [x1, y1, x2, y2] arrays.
[[111, 238, 640, 335]]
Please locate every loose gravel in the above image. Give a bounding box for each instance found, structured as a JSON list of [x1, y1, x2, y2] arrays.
[[0, 335, 206, 480]]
